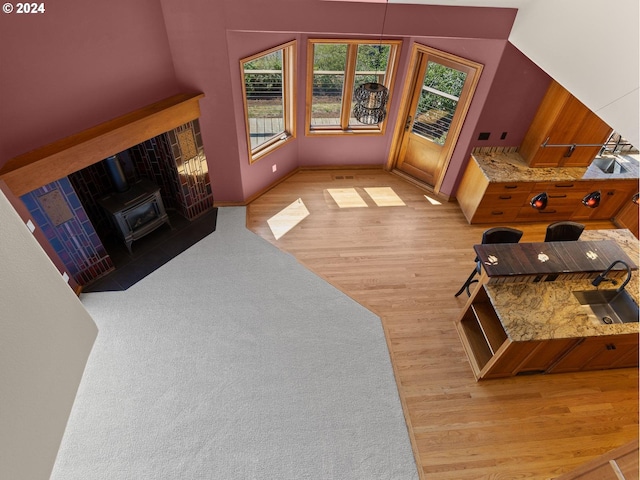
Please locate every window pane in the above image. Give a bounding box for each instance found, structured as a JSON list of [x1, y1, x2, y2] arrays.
[[244, 50, 284, 150], [412, 61, 467, 145], [311, 44, 347, 127], [350, 44, 390, 126]]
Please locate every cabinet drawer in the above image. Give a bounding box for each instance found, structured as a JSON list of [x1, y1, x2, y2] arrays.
[[524, 184, 590, 218], [472, 207, 521, 223], [485, 182, 532, 194], [516, 205, 577, 221], [530, 181, 590, 194], [478, 191, 532, 207]]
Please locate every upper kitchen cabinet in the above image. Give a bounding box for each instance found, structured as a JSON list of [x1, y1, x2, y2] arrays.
[[519, 81, 613, 167]]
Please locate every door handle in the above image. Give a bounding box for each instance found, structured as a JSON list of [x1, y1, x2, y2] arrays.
[[405, 116, 413, 131]]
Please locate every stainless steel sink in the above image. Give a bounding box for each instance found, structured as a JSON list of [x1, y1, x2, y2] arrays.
[[591, 157, 628, 174], [573, 289, 639, 324]]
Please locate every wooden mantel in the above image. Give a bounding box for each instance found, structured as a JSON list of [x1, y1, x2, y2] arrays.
[[0, 92, 204, 196]]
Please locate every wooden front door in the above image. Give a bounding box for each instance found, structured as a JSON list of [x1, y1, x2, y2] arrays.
[[392, 45, 482, 192]]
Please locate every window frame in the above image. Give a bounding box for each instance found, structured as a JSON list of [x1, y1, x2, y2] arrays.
[[305, 38, 402, 136], [240, 40, 297, 164]]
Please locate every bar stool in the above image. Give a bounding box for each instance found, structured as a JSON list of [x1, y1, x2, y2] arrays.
[[544, 221, 585, 242], [454, 226, 524, 297]]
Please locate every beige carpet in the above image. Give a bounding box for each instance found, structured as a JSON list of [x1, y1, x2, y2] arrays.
[[51, 206, 418, 480]]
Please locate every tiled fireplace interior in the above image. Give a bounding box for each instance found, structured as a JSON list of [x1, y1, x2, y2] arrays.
[[20, 119, 216, 290]]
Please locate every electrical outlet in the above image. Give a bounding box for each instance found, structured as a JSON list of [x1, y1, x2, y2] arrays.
[[272, 164, 277, 173]]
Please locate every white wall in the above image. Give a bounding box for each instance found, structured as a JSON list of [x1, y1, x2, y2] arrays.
[[0, 190, 98, 480], [509, 0, 639, 148]]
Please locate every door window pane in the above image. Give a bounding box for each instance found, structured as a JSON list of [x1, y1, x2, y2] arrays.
[[412, 61, 467, 145]]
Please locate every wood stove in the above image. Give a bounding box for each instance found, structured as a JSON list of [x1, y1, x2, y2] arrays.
[[98, 178, 171, 254]]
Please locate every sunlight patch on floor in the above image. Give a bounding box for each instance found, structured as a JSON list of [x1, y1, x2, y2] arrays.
[[364, 187, 406, 207], [327, 188, 368, 208], [424, 195, 442, 205], [267, 198, 310, 239]]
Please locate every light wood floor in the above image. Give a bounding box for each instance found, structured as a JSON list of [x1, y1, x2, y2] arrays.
[[246, 167, 639, 479]]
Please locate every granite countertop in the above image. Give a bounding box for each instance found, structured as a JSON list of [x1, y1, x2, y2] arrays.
[[472, 151, 640, 183], [484, 229, 640, 341]]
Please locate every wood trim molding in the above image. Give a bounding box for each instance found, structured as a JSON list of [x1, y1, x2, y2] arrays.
[[0, 92, 204, 196]]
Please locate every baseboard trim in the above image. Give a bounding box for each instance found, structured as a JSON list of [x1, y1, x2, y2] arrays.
[[389, 169, 453, 202]]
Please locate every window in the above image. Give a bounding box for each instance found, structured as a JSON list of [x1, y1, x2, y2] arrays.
[[306, 39, 401, 134], [240, 41, 296, 163]]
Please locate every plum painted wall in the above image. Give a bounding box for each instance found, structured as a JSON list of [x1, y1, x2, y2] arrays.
[[0, 0, 179, 163], [1, 0, 548, 203]]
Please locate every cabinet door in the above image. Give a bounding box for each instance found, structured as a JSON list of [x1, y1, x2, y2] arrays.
[[481, 341, 542, 379], [516, 338, 581, 374], [583, 335, 639, 371], [614, 194, 640, 239], [520, 81, 612, 167], [562, 106, 613, 167], [550, 335, 639, 373], [583, 182, 637, 220], [548, 338, 594, 373]]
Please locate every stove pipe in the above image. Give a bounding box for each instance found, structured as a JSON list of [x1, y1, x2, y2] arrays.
[[104, 155, 129, 193]]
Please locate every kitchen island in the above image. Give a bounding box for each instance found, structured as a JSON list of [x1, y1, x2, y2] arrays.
[[455, 229, 639, 380]]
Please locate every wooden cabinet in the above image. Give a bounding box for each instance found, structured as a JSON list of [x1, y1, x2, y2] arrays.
[[548, 334, 639, 373], [554, 439, 639, 480], [456, 157, 638, 224], [456, 157, 534, 223], [520, 81, 613, 167]]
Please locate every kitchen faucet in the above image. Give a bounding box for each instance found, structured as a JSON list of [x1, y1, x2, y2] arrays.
[[591, 260, 632, 293]]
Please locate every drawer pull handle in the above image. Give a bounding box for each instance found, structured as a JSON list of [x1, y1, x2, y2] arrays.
[[538, 209, 558, 214], [548, 194, 567, 198], [555, 184, 574, 188], [491, 211, 504, 215], [499, 195, 512, 200], [504, 185, 518, 189]]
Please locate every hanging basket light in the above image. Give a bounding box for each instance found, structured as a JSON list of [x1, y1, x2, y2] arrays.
[[354, 82, 389, 125]]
